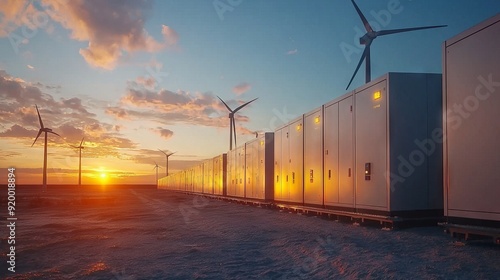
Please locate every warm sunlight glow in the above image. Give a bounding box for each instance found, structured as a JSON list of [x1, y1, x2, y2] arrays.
[[100, 173, 107, 179]]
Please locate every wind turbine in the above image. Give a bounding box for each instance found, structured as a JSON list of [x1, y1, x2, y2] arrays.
[[70, 137, 85, 187], [345, 0, 447, 90], [31, 105, 61, 192], [217, 96, 258, 150], [153, 161, 162, 185], [158, 149, 175, 176]]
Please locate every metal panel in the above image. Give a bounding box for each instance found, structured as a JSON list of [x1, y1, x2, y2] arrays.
[[444, 14, 500, 221], [227, 148, 237, 196], [248, 132, 275, 201], [339, 96, 355, 207], [203, 159, 213, 194], [234, 145, 246, 198], [213, 155, 224, 195], [387, 73, 441, 212], [355, 80, 388, 211], [288, 117, 304, 204], [264, 133, 275, 200], [253, 138, 261, 199], [274, 128, 283, 201], [324, 102, 339, 206], [245, 140, 255, 198], [304, 107, 323, 205]]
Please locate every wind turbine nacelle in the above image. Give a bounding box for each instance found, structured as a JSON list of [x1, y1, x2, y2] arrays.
[[46, 128, 53, 132], [228, 113, 234, 118], [360, 33, 375, 45]]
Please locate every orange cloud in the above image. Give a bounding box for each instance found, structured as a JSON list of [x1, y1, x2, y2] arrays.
[[105, 80, 256, 131], [151, 127, 174, 140], [1, 1, 180, 69], [0, 70, 137, 157], [161, 25, 179, 47], [232, 82, 251, 95]]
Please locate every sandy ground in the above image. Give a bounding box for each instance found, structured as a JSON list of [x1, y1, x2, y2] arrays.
[[0, 185, 498, 280]]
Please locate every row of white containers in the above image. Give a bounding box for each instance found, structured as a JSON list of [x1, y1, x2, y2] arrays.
[[274, 72, 443, 217], [158, 133, 275, 201], [158, 154, 226, 195], [159, 13, 500, 227], [226, 133, 274, 200]]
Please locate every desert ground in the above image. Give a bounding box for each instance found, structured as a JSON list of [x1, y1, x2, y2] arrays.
[[0, 185, 499, 279]]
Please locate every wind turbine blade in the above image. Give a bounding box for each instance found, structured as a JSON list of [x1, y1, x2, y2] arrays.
[[233, 98, 258, 113], [350, 0, 373, 33], [154, 161, 157, 165], [217, 96, 233, 112], [35, 104, 44, 128], [346, 44, 370, 90], [70, 145, 78, 148], [49, 131, 61, 137], [169, 151, 177, 156], [31, 129, 42, 147], [79, 137, 84, 146], [158, 149, 167, 155], [377, 25, 447, 36]]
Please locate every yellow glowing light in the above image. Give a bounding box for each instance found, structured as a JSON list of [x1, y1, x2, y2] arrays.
[[260, 140, 264, 146], [100, 173, 107, 178], [314, 116, 320, 124], [296, 124, 302, 131], [373, 91, 381, 100]]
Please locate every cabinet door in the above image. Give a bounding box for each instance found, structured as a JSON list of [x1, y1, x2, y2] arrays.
[[274, 128, 283, 200], [324, 102, 339, 206], [355, 81, 388, 210], [339, 97, 354, 207], [288, 118, 304, 204], [304, 108, 323, 205]]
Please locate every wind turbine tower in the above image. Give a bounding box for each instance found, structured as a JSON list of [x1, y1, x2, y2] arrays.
[[71, 137, 85, 187], [31, 105, 61, 192], [153, 161, 161, 185], [158, 149, 175, 176]]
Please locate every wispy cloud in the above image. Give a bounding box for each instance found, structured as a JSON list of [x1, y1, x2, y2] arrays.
[[27, 64, 34, 69], [286, 49, 298, 55], [232, 82, 251, 95]]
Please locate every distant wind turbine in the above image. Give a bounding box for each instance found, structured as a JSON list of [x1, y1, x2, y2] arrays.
[[31, 105, 61, 192], [153, 161, 162, 185], [217, 96, 258, 150], [70, 137, 85, 187], [345, 0, 447, 90], [158, 149, 175, 176]]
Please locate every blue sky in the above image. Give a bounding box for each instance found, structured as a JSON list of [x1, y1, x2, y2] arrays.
[[0, 0, 499, 184]]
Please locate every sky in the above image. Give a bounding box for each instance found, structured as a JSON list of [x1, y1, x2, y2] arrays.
[[0, 0, 499, 185]]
